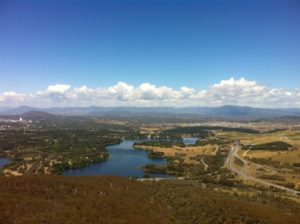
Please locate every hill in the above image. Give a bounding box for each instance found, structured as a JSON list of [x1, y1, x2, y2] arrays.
[[0, 111, 57, 122], [0, 176, 299, 224]]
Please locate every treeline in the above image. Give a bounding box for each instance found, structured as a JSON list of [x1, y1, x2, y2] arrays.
[[196, 136, 233, 146], [243, 141, 292, 151], [0, 129, 120, 152], [163, 125, 260, 136], [134, 141, 185, 148], [126, 133, 182, 141]]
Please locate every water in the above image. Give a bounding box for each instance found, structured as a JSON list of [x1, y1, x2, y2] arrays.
[[0, 158, 11, 169], [64, 140, 170, 178], [182, 137, 198, 145]]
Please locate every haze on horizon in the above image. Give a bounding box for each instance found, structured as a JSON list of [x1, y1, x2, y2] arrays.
[[1, 0, 300, 108]]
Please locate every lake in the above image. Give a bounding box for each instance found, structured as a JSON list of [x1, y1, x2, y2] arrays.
[[64, 140, 170, 177], [0, 158, 11, 169], [182, 137, 198, 145], [64, 138, 198, 177]]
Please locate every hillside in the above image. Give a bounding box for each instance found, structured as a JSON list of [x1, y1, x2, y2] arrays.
[[0, 176, 299, 224], [0, 111, 56, 121]]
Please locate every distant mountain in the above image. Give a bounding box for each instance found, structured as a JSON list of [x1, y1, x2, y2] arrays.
[[1, 105, 300, 120], [195, 105, 300, 120], [0, 111, 57, 121], [0, 107, 11, 113], [264, 116, 300, 123], [0, 106, 40, 115], [21, 111, 57, 120]]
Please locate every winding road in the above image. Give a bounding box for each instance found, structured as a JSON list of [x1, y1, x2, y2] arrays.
[[226, 141, 300, 196]]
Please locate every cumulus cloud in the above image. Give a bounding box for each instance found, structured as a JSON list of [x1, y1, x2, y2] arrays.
[[47, 84, 71, 94], [0, 78, 299, 108]]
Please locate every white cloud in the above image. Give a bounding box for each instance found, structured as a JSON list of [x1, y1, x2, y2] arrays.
[[0, 77, 299, 108], [47, 84, 71, 94], [108, 82, 135, 101]]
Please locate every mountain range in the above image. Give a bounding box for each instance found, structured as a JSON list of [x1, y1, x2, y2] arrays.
[[1, 105, 300, 121]]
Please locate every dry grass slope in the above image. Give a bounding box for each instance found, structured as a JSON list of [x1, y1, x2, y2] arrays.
[[0, 176, 300, 224]]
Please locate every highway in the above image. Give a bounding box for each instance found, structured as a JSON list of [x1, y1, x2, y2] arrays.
[[226, 141, 300, 196]]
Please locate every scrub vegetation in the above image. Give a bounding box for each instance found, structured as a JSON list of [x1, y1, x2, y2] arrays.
[[1, 176, 300, 224]]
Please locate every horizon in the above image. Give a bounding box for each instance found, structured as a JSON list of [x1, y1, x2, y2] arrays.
[[1, 77, 300, 108], [2, 103, 300, 111]]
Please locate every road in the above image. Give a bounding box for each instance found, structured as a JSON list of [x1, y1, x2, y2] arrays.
[[226, 141, 300, 196], [200, 158, 208, 171]]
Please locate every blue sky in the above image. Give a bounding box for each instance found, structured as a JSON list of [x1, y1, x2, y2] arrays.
[[0, 0, 300, 107]]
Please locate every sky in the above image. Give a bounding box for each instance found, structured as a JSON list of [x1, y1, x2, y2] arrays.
[[1, 0, 300, 107]]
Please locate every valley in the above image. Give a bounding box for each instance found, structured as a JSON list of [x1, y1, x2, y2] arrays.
[[1, 109, 300, 223]]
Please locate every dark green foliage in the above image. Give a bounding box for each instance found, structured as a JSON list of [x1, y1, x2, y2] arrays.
[[244, 141, 292, 151], [196, 136, 233, 146], [143, 164, 168, 174], [143, 152, 228, 179], [258, 175, 286, 181], [134, 140, 185, 148], [234, 157, 244, 166], [293, 163, 300, 168], [248, 157, 294, 169], [192, 153, 227, 174], [0, 129, 119, 174], [164, 126, 259, 135], [163, 127, 211, 137], [283, 182, 296, 189], [0, 129, 120, 152], [148, 133, 183, 141], [148, 151, 165, 159]]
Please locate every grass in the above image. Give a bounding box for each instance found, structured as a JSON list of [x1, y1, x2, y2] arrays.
[[1, 176, 300, 224], [134, 143, 216, 165]]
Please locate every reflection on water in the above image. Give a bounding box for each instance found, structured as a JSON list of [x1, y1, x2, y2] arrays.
[[64, 138, 198, 177], [64, 140, 169, 177], [182, 137, 198, 145]]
